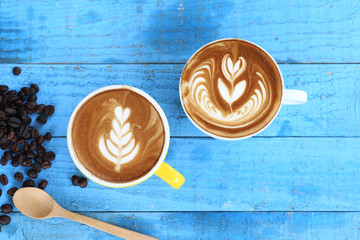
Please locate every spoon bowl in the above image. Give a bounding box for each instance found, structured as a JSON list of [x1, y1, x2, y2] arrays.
[[13, 187, 58, 219]]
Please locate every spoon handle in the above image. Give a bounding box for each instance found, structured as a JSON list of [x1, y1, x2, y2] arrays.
[[59, 209, 157, 240]]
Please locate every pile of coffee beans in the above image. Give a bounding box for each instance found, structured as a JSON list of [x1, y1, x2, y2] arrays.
[[0, 80, 55, 227], [71, 175, 87, 188]]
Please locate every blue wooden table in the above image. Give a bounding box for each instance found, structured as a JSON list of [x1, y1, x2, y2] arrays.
[[0, 0, 359, 239]]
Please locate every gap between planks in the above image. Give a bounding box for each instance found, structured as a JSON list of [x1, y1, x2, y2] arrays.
[[10, 211, 360, 213], [51, 136, 360, 139], [1, 62, 360, 65]]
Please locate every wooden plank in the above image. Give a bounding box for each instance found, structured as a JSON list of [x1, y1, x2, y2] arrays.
[[0, 137, 359, 212], [2, 211, 360, 239], [0, 63, 355, 137], [0, 0, 358, 63]]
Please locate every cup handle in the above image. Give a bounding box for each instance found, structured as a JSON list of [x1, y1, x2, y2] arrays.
[[155, 162, 185, 189], [282, 89, 307, 105]]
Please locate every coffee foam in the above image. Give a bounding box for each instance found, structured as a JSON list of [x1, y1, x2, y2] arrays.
[[71, 89, 165, 183], [180, 39, 283, 138]]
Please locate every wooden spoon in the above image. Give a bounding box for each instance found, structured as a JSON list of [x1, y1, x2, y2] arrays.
[[13, 187, 157, 240]]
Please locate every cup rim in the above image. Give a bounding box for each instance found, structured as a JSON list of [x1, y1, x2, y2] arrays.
[[67, 85, 170, 188], [179, 38, 284, 141]]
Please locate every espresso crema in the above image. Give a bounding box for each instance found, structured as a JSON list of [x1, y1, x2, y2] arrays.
[[180, 39, 283, 138], [71, 89, 165, 183]]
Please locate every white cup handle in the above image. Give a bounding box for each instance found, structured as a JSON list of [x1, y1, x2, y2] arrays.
[[282, 89, 307, 105]]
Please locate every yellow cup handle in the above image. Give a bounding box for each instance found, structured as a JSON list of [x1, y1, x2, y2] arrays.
[[155, 162, 185, 189]]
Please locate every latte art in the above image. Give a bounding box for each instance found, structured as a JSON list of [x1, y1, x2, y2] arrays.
[[99, 106, 140, 172], [71, 89, 165, 183], [189, 55, 269, 126], [180, 39, 283, 138]]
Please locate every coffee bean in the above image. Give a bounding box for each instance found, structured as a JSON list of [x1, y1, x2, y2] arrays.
[[0, 122, 7, 128], [36, 145, 45, 157], [7, 187, 18, 197], [12, 67, 21, 76], [14, 172, 24, 181], [7, 131, 15, 141], [44, 105, 55, 116], [1, 204, 13, 213], [34, 156, 43, 164], [0, 111, 7, 121], [27, 169, 38, 179], [38, 180, 48, 190], [23, 180, 35, 187], [7, 90, 16, 95], [1, 96, 7, 106], [8, 94, 19, 102], [0, 189, 2, 197], [0, 112, 6, 121], [19, 124, 29, 137], [24, 116, 32, 125], [0, 136, 7, 146], [36, 115, 47, 124], [0, 85, 9, 92], [71, 175, 79, 186], [0, 174, 8, 185], [15, 153, 25, 164], [24, 141, 29, 151], [11, 158, 19, 167], [79, 178, 87, 188], [44, 151, 55, 161], [28, 94, 37, 102], [0, 157, 7, 166], [21, 159, 32, 167], [26, 151, 36, 159], [14, 99, 23, 106], [24, 107, 34, 114], [44, 132, 52, 141], [18, 92, 26, 101], [4, 108, 16, 116], [24, 101, 37, 110], [41, 161, 51, 169], [0, 215, 11, 225], [30, 84, 39, 93], [15, 98, 24, 106], [4, 151, 12, 160], [21, 87, 31, 96], [35, 104, 45, 114], [30, 128, 39, 138], [36, 135, 44, 145], [8, 117, 21, 128], [29, 140, 38, 151], [10, 143, 19, 153], [0, 141, 11, 150], [31, 163, 41, 173]]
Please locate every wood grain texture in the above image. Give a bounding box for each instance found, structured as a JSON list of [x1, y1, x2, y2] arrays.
[[2, 212, 360, 240], [0, 0, 358, 63], [0, 63, 353, 137], [0, 137, 358, 212]]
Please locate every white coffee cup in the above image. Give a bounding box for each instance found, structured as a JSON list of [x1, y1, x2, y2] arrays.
[[67, 85, 185, 189], [179, 39, 307, 140]]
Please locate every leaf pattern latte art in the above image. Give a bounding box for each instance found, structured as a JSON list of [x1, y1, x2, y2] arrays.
[[187, 54, 269, 127], [99, 106, 140, 172], [218, 54, 247, 107]]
